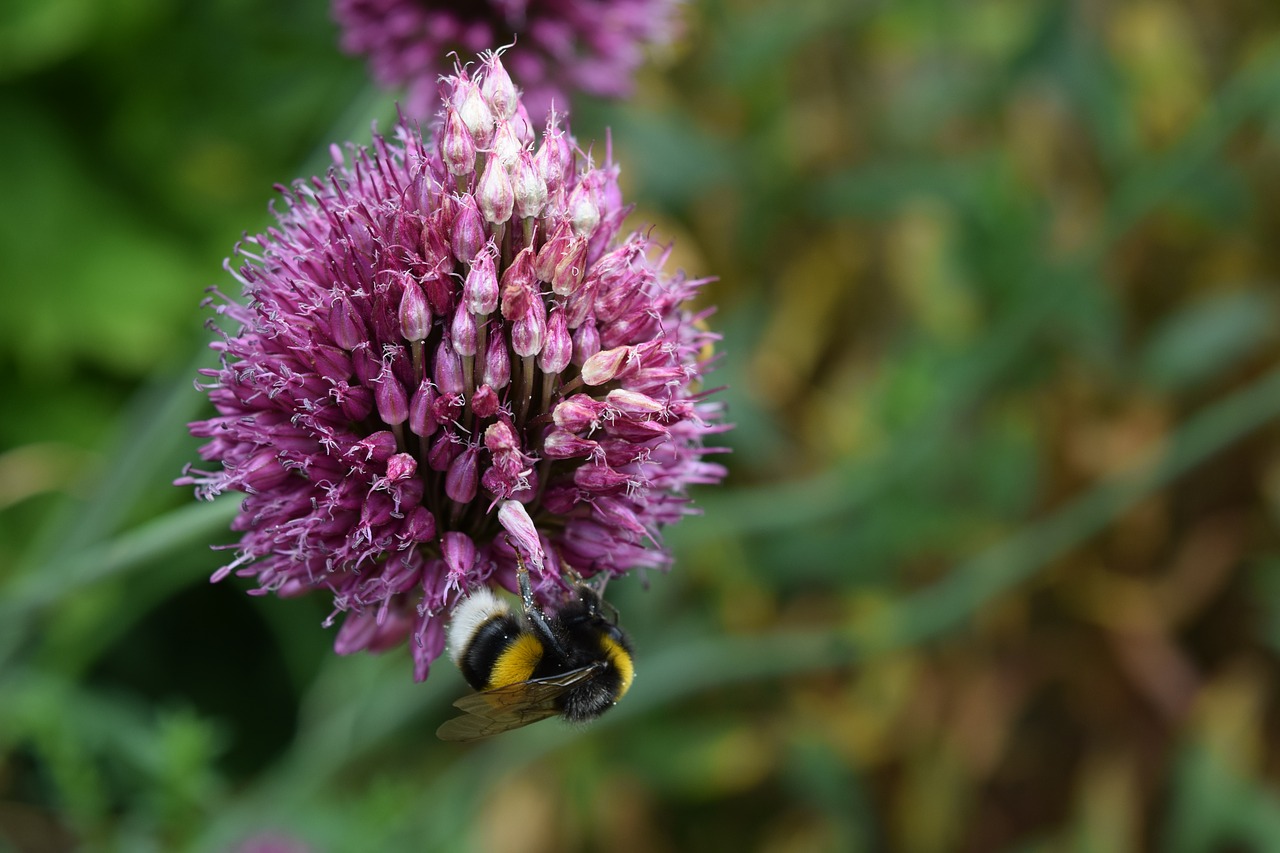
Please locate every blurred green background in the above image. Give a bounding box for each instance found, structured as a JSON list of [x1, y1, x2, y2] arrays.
[[4, 0, 1280, 850]]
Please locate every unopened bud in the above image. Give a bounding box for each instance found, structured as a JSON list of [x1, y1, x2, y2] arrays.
[[451, 195, 485, 263], [511, 149, 548, 220], [497, 499, 545, 572], [512, 300, 547, 359], [581, 345, 630, 386], [477, 156, 514, 225], [572, 320, 601, 365], [408, 379, 437, 437], [398, 278, 432, 342], [499, 247, 537, 320], [551, 236, 587, 296], [450, 301, 477, 357], [463, 241, 499, 315], [539, 307, 571, 375], [375, 367, 409, 426], [511, 101, 534, 147], [483, 326, 511, 390], [433, 336, 465, 395], [440, 107, 476, 177], [534, 124, 571, 195], [607, 388, 664, 416], [455, 77, 495, 148], [445, 445, 479, 504], [330, 296, 366, 350], [481, 54, 518, 120], [568, 182, 600, 236], [442, 531, 477, 579], [542, 429, 597, 459]]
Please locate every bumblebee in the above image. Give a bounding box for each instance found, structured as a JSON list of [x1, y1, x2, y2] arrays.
[[436, 553, 635, 742]]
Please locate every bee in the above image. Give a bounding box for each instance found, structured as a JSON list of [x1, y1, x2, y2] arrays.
[[436, 550, 635, 742]]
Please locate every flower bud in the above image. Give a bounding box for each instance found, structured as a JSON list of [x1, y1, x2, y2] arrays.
[[451, 194, 485, 264], [348, 430, 398, 464], [401, 505, 436, 543], [440, 107, 476, 177], [408, 379, 437, 437], [450, 300, 477, 357], [481, 53, 518, 120], [477, 155, 514, 225], [574, 462, 631, 493], [581, 345, 630, 386], [483, 330, 511, 390], [551, 236, 587, 296], [330, 296, 367, 350], [568, 182, 599, 236], [492, 121, 524, 169], [552, 394, 607, 432], [374, 366, 409, 426], [445, 444, 479, 503], [333, 381, 374, 421], [572, 320, 601, 366], [511, 101, 534, 147], [442, 531, 477, 581], [463, 241, 499, 316], [433, 336, 465, 395], [455, 77, 495, 148], [427, 432, 463, 472], [512, 150, 548, 220], [352, 343, 380, 385], [312, 345, 353, 381], [499, 247, 537, 320], [240, 448, 290, 492], [534, 220, 572, 282], [497, 500, 545, 572], [566, 279, 596, 329], [543, 428, 597, 459], [607, 388, 664, 417], [534, 126, 571, 195], [539, 306, 572, 375], [512, 299, 547, 359], [398, 278, 432, 342]]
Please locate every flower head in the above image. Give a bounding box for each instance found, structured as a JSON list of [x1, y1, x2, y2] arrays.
[[333, 0, 682, 121], [179, 53, 727, 681]]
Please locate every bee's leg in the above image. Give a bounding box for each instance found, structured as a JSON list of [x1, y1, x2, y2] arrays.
[[514, 544, 537, 613], [507, 535, 569, 658]]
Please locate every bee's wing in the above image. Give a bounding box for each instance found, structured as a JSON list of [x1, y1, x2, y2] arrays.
[[436, 663, 605, 742]]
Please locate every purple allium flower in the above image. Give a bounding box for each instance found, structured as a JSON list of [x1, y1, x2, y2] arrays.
[[333, 0, 682, 121], [178, 53, 727, 682]]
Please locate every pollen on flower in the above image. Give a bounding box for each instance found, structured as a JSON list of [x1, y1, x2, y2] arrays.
[[177, 52, 728, 682]]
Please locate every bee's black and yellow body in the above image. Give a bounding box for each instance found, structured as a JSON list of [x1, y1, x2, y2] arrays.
[[439, 575, 635, 740]]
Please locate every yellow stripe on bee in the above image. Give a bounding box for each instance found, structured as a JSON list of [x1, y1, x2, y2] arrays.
[[486, 633, 544, 689], [599, 635, 634, 699]]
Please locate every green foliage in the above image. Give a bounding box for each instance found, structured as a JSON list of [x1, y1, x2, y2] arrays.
[[5, 0, 1280, 850]]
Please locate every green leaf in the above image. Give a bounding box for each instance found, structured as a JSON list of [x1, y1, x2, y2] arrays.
[[1138, 291, 1277, 392]]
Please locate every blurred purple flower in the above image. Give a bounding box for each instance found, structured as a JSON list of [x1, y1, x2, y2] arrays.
[[178, 53, 727, 681], [333, 0, 683, 121]]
